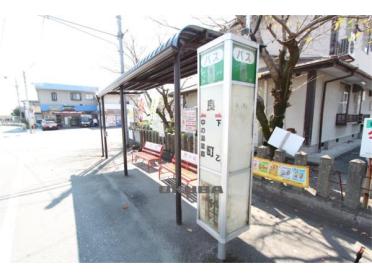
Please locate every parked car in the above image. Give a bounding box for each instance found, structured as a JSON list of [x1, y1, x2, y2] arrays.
[[41, 120, 58, 131], [80, 115, 92, 127]]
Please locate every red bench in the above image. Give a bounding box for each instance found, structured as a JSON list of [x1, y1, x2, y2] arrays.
[[159, 150, 198, 185], [132, 141, 164, 171]]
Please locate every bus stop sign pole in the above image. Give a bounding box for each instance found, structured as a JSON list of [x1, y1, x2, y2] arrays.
[[196, 33, 259, 260]]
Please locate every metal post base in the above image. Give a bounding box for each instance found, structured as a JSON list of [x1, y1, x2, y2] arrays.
[[217, 242, 226, 261]]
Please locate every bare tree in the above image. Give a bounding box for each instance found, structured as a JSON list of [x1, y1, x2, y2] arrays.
[[128, 16, 372, 141], [246, 15, 371, 143], [194, 15, 371, 145]]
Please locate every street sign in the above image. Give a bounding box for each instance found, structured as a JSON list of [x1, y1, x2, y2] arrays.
[[197, 33, 259, 259], [360, 118, 372, 158]]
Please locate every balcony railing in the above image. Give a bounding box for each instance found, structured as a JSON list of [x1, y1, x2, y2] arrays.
[[335, 113, 368, 125], [330, 38, 355, 56]]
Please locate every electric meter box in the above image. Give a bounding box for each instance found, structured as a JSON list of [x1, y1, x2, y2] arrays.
[[197, 33, 259, 244]]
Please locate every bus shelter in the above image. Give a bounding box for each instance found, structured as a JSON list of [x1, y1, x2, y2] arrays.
[[96, 25, 221, 225]]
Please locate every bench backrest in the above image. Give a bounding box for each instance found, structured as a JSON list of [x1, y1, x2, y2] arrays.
[[172, 150, 198, 173], [141, 141, 163, 158]]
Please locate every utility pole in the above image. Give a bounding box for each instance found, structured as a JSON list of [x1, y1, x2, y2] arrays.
[[22, 71, 32, 133], [117, 15, 129, 143], [117, 15, 129, 176], [14, 79, 21, 120]]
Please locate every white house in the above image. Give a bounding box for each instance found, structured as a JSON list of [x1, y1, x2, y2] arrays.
[[179, 17, 372, 154]]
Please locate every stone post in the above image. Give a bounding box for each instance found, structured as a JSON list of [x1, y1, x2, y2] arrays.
[[344, 159, 367, 209], [317, 155, 333, 198], [295, 151, 308, 166], [273, 149, 286, 162], [257, 145, 270, 159]]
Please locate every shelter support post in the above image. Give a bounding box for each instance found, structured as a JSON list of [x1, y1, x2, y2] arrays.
[[217, 242, 226, 261], [120, 86, 129, 176], [174, 51, 182, 225], [102, 96, 108, 159], [98, 98, 105, 157]]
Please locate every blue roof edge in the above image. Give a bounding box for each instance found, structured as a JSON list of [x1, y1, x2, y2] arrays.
[[34, 82, 98, 93]]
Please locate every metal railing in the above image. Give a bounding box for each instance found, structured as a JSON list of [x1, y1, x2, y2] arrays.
[[335, 113, 368, 125]]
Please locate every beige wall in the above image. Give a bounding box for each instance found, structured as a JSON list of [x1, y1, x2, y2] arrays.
[[257, 71, 369, 150], [361, 91, 372, 116], [312, 74, 363, 146], [37, 89, 96, 106]]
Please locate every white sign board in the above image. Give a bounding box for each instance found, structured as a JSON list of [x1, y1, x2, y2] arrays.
[[181, 107, 197, 133], [360, 118, 372, 158], [268, 127, 305, 156], [197, 33, 259, 247]]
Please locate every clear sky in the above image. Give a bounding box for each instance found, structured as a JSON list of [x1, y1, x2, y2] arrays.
[[0, 14, 233, 115]]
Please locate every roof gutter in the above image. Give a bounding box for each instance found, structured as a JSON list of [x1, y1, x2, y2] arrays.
[[317, 71, 355, 152]]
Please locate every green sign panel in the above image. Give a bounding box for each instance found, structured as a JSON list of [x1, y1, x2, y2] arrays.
[[200, 45, 224, 86], [232, 44, 257, 84], [367, 119, 372, 128]]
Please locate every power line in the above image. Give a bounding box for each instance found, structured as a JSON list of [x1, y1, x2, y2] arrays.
[[42, 15, 117, 37], [41, 15, 117, 46]]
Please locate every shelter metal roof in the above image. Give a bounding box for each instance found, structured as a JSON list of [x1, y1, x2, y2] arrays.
[[98, 25, 222, 97]]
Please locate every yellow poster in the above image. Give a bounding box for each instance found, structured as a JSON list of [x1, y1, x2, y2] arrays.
[[253, 157, 309, 188]]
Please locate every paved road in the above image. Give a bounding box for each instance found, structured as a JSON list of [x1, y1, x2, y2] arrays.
[[0, 126, 370, 262]]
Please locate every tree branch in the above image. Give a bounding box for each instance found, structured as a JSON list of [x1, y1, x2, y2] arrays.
[[296, 15, 337, 38], [272, 15, 293, 35]]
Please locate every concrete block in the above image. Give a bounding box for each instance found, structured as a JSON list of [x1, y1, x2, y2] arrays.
[[295, 151, 308, 166], [273, 149, 286, 162], [257, 145, 270, 159], [317, 155, 333, 199], [344, 159, 367, 209]]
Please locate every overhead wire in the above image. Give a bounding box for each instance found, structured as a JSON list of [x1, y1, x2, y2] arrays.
[[41, 15, 117, 46]]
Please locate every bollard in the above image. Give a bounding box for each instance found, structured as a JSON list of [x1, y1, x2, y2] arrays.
[[273, 149, 286, 162], [257, 145, 270, 159], [362, 159, 371, 208], [317, 155, 333, 198], [295, 151, 308, 166], [344, 159, 367, 209]]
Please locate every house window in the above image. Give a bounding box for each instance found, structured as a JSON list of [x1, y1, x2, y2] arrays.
[[51, 92, 57, 101], [85, 94, 94, 100], [70, 92, 81, 101], [338, 84, 351, 114], [362, 30, 371, 54]]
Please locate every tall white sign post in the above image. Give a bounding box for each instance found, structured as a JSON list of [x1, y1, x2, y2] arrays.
[[197, 33, 259, 260]]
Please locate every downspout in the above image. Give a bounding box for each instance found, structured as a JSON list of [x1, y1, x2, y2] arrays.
[[358, 89, 363, 115], [317, 71, 355, 152]]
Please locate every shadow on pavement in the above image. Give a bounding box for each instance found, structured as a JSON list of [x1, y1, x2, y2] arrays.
[[251, 188, 372, 262], [69, 169, 272, 263]]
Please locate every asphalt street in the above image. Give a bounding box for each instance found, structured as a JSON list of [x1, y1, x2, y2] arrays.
[[0, 126, 370, 262]]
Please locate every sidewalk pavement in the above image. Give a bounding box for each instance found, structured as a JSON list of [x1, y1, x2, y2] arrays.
[[71, 152, 371, 262], [307, 139, 361, 164]]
